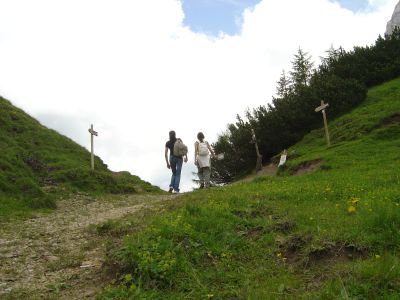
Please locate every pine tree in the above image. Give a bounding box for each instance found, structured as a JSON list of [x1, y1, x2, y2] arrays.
[[320, 45, 345, 73], [276, 70, 291, 98], [290, 48, 314, 91]]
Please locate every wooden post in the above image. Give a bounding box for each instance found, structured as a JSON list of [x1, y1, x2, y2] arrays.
[[315, 100, 331, 147], [321, 108, 331, 147], [251, 128, 263, 172], [88, 124, 98, 170]]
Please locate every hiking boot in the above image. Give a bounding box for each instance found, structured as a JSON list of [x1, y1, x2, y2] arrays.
[[168, 187, 173, 193], [200, 183, 204, 189]]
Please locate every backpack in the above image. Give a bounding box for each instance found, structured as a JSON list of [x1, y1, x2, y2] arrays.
[[198, 142, 209, 156], [173, 139, 188, 157]]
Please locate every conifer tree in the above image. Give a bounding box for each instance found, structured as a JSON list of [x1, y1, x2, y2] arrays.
[[290, 48, 314, 90], [276, 70, 291, 98]]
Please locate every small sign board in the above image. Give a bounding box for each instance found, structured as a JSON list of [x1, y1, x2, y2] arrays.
[[88, 129, 98, 136], [278, 154, 287, 167]]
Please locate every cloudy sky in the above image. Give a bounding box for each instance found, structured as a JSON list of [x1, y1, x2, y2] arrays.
[[0, 0, 397, 191]]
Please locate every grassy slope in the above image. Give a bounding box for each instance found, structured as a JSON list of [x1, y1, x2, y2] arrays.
[[0, 97, 160, 219], [99, 78, 400, 299]]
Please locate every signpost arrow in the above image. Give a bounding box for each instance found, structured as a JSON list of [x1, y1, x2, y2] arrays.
[[315, 102, 329, 112]]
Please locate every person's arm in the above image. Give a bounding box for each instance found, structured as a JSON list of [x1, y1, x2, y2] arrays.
[[165, 147, 170, 169], [206, 141, 216, 158]]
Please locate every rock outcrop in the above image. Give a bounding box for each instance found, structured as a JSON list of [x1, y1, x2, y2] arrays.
[[386, 0, 400, 35]]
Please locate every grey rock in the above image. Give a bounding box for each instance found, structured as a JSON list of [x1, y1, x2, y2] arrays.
[[386, 0, 400, 35]]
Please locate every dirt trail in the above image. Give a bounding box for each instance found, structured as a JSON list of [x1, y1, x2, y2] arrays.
[[240, 163, 278, 183], [0, 193, 175, 299]]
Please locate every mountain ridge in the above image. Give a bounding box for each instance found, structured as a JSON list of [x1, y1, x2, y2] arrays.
[[386, 0, 400, 35]]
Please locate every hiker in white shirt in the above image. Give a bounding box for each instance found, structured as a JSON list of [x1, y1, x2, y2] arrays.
[[194, 132, 216, 189]]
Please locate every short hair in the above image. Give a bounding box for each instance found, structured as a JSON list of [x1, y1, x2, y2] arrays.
[[169, 130, 176, 141], [197, 132, 204, 142]]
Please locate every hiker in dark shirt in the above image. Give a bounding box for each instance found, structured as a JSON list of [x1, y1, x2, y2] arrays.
[[165, 130, 187, 193]]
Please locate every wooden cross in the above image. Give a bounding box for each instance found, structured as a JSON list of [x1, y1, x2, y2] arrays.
[[251, 128, 263, 172], [88, 124, 98, 170], [315, 100, 331, 147]]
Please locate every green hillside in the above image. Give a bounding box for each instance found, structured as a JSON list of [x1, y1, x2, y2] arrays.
[[100, 78, 400, 299], [0, 97, 160, 218]]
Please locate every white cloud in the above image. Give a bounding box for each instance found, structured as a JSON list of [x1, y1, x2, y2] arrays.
[[0, 0, 397, 191]]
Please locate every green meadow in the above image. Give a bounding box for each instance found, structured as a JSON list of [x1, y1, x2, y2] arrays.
[[98, 78, 400, 299], [0, 97, 160, 221]]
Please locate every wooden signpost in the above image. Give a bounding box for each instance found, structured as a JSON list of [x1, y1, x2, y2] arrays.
[[88, 124, 98, 170], [251, 128, 263, 172], [315, 100, 331, 147]]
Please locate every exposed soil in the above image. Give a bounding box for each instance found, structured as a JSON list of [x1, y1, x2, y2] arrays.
[[0, 193, 175, 299], [276, 234, 311, 264], [232, 205, 273, 219], [382, 113, 400, 126], [269, 220, 296, 233], [243, 226, 265, 239], [256, 164, 278, 177], [289, 159, 322, 176], [240, 163, 278, 183], [242, 158, 322, 182], [277, 235, 367, 268], [305, 243, 368, 267]]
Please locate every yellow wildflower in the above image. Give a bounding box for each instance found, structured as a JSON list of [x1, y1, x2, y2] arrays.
[[347, 206, 356, 214]]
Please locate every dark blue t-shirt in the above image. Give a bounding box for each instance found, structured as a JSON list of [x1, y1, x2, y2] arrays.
[[166, 140, 176, 156], [166, 139, 183, 158]]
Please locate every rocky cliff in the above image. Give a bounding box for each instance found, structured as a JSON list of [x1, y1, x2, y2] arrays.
[[386, 0, 400, 35]]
